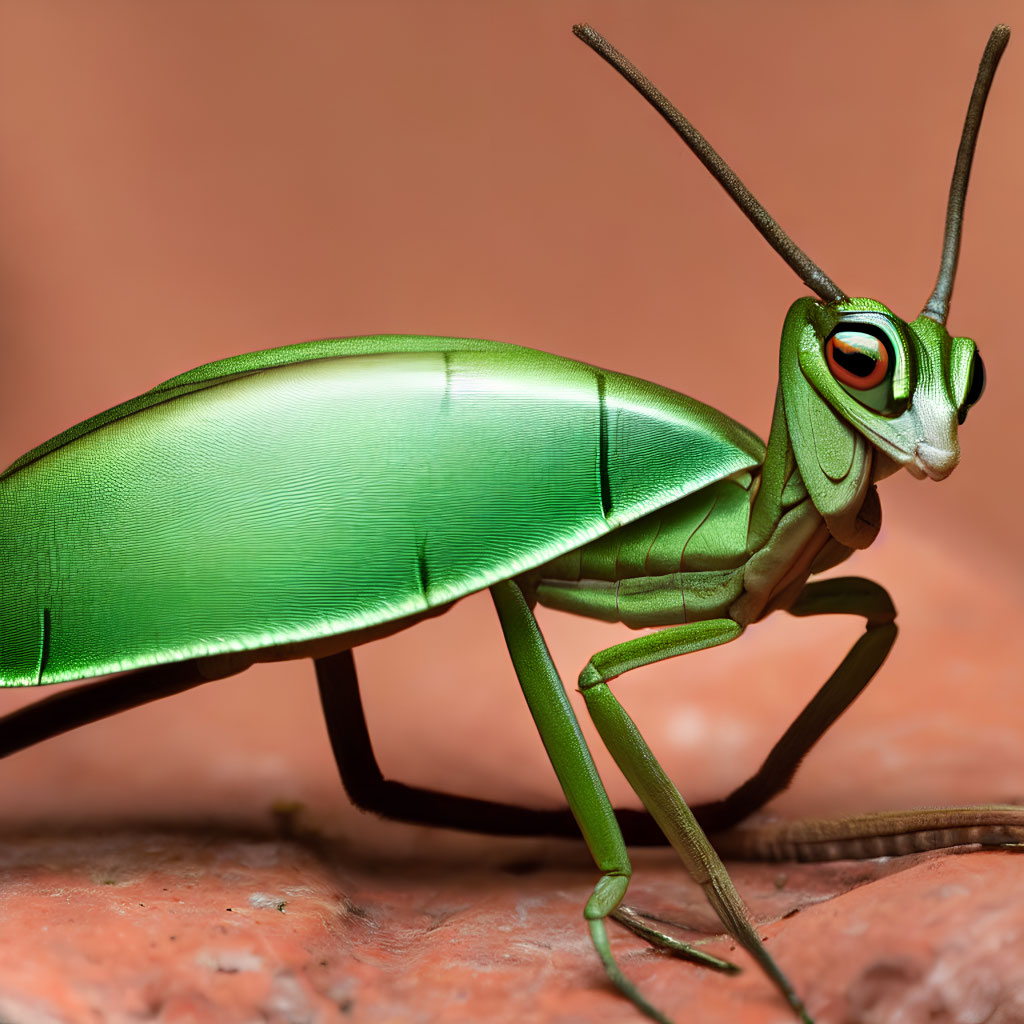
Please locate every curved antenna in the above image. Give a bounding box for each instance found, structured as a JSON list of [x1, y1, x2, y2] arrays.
[[572, 24, 847, 304], [923, 24, 1010, 324]]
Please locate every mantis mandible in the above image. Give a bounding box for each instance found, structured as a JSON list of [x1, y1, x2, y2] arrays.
[[0, 19, 1019, 1024]]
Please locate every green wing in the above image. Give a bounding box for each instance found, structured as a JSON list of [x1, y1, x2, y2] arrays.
[[0, 336, 763, 685]]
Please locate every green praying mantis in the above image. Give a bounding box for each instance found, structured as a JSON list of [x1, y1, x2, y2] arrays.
[[0, 18, 1020, 1024]]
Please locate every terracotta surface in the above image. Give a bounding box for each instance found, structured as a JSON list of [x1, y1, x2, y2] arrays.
[[0, 3, 1022, 1023], [2, 832, 1023, 1024]]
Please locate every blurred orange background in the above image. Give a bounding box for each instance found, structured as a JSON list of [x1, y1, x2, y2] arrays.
[[0, 1, 1020, 856]]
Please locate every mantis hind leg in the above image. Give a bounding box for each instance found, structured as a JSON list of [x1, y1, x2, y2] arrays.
[[315, 646, 585, 836], [0, 659, 215, 759]]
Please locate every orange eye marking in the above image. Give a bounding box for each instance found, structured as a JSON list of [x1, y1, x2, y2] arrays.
[[826, 330, 889, 389]]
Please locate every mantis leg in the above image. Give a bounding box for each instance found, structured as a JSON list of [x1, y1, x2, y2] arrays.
[[0, 660, 212, 759], [490, 579, 734, 1024], [315, 647, 584, 836], [315, 575, 895, 848], [689, 576, 896, 833], [577, 617, 812, 1024], [315, 646, 677, 839]]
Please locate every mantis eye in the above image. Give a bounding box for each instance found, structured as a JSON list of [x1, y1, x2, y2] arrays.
[[825, 329, 888, 389], [957, 350, 985, 424], [823, 318, 909, 416]]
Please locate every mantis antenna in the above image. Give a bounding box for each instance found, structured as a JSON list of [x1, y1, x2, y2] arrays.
[[923, 24, 1010, 325], [572, 23, 847, 304]]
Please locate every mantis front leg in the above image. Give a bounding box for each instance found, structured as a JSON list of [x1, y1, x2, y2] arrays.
[[489, 580, 735, 1024], [576, 616, 812, 1024]]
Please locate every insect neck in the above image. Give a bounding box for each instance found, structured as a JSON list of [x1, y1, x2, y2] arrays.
[[728, 382, 883, 625], [749, 382, 882, 558]]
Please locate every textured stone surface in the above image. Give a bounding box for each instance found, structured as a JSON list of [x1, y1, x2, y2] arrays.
[[0, 833, 1022, 1024]]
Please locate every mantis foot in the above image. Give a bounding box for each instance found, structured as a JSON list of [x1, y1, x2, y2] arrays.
[[610, 905, 739, 972]]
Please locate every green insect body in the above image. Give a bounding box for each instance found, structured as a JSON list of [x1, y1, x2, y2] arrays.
[[0, 335, 761, 684], [0, 21, 1012, 1024]]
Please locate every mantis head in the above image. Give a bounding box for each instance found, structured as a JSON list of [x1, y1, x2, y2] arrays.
[[775, 20, 1004, 490], [783, 298, 985, 484], [574, 23, 1007, 500]]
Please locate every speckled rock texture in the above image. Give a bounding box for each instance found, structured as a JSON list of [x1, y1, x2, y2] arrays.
[[0, 833, 1022, 1024]]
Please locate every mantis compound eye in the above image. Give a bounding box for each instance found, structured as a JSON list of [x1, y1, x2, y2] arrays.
[[958, 350, 985, 424], [825, 327, 888, 388], [823, 318, 909, 416]]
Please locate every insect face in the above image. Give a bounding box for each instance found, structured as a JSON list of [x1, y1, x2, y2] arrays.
[[797, 299, 982, 482]]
